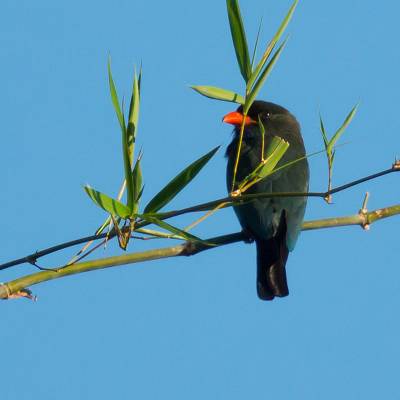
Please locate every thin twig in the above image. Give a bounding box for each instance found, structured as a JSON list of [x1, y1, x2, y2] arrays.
[[29, 261, 58, 272]]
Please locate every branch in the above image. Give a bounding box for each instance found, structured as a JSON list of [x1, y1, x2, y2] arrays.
[[153, 166, 398, 219], [0, 164, 398, 272], [1, 203, 399, 299]]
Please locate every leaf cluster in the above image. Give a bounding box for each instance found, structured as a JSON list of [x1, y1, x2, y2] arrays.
[[84, 61, 219, 248], [192, 0, 298, 191], [320, 105, 358, 199]]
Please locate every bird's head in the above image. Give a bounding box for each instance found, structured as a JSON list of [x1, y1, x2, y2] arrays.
[[222, 100, 293, 130]]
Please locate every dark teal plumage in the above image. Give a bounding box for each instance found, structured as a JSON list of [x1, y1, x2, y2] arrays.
[[226, 101, 309, 300]]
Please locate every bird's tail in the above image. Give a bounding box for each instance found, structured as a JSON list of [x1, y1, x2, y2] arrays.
[[255, 219, 289, 300]]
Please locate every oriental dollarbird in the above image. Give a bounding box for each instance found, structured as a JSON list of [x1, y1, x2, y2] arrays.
[[224, 101, 309, 300]]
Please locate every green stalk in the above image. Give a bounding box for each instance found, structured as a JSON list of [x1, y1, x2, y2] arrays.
[[230, 116, 247, 192]]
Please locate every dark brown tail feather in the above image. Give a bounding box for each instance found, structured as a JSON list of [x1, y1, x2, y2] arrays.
[[255, 215, 289, 300]]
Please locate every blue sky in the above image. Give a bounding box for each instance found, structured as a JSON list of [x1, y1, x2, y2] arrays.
[[1, 0, 400, 399]]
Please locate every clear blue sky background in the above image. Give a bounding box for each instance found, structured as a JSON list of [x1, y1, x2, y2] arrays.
[[1, 0, 399, 398]]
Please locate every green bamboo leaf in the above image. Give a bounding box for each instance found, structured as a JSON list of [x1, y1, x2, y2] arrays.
[[84, 185, 131, 219], [258, 137, 290, 178], [132, 158, 143, 201], [238, 136, 289, 189], [319, 113, 329, 149], [131, 157, 143, 215], [191, 86, 245, 104], [120, 104, 134, 211], [247, 0, 298, 92], [95, 216, 113, 236], [327, 104, 358, 154], [135, 227, 183, 239], [139, 214, 203, 242], [264, 136, 287, 158], [331, 150, 335, 165], [144, 146, 220, 214], [251, 17, 263, 69], [107, 59, 134, 212], [138, 63, 143, 93], [127, 69, 141, 164], [241, 141, 338, 192], [107, 58, 124, 131], [226, 0, 251, 82], [94, 180, 127, 235], [244, 39, 288, 114], [240, 145, 331, 192]]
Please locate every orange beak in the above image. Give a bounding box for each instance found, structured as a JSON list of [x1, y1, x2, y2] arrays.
[[222, 111, 257, 126]]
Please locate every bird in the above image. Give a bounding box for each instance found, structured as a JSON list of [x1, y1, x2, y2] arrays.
[[223, 100, 309, 300]]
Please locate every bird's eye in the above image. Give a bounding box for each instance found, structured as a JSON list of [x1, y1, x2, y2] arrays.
[[263, 112, 271, 120]]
